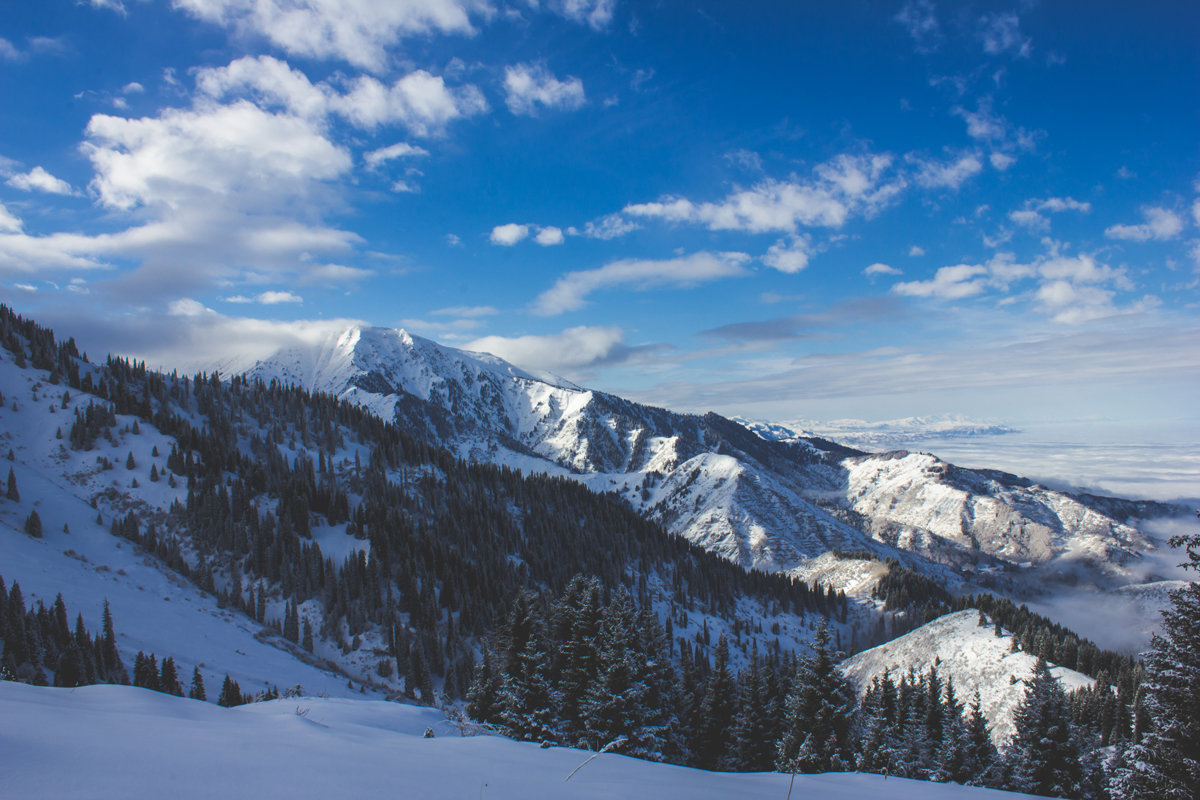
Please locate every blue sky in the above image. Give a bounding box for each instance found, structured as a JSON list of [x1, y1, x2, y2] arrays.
[[1, 0, 1198, 442]]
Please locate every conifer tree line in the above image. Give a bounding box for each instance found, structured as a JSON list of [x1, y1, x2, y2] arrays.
[[0, 571, 279, 710], [465, 578, 1154, 798]]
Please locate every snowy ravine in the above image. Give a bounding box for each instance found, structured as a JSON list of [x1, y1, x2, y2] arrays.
[[840, 610, 1094, 746], [0, 681, 1042, 800], [242, 325, 1179, 600]]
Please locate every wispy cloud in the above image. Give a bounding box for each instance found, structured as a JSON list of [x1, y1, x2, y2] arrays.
[[533, 251, 751, 315], [466, 325, 650, 375]]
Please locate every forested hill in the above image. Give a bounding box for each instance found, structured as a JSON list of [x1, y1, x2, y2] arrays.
[[0, 303, 848, 697]]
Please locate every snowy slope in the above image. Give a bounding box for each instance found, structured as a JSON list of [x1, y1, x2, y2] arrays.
[[241, 325, 1171, 599], [0, 682, 1043, 800], [841, 452, 1151, 576], [840, 610, 1094, 746], [0, 351, 368, 699]]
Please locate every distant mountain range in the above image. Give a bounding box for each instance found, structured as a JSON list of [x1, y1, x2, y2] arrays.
[[243, 325, 1182, 600]]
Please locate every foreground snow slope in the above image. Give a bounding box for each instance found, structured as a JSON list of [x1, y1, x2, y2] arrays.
[[0, 682, 1040, 800], [840, 610, 1094, 746]]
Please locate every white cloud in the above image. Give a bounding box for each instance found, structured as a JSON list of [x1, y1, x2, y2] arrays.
[[1009, 197, 1091, 232], [980, 12, 1031, 57], [490, 223, 529, 245], [533, 251, 751, 315], [174, 0, 490, 73], [260, 290, 303, 304], [989, 152, 1016, 171], [1036, 197, 1091, 214], [534, 226, 564, 246], [894, 0, 941, 51], [83, 101, 350, 212], [364, 142, 429, 168], [582, 213, 639, 239], [121, 81, 144, 94], [762, 235, 811, 273], [0, 203, 22, 233], [336, 70, 488, 134], [0, 91, 370, 294], [864, 262, 902, 277], [6, 166, 74, 195], [908, 245, 925, 257], [893, 264, 988, 299], [909, 151, 983, 190], [13, 282, 37, 292], [1008, 209, 1047, 230], [198, 56, 489, 137], [503, 63, 585, 116], [1192, 199, 1200, 228], [543, 0, 614, 31], [624, 153, 903, 234], [1105, 207, 1185, 242], [467, 325, 632, 374]]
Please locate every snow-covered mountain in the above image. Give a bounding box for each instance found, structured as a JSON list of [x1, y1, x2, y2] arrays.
[[840, 610, 1094, 746], [243, 325, 1178, 596], [737, 414, 1020, 450]]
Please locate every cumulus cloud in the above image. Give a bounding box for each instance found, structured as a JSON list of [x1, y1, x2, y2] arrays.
[[197, 56, 488, 136], [503, 63, 585, 116], [6, 166, 74, 195], [466, 325, 638, 375], [1009, 197, 1091, 231], [908, 245, 925, 257], [490, 223, 529, 245], [909, 151, 983, 190], [1105, 207, 1185, 242], [891, 246, 1144, 324], [762, 235, 811, 273], [174, 0, 490, 73], [0, 202, 23, 233], [534, 226, 564, 246], [624, 153, 903, 234], [864, 262, 902, 277], [532, 251, 751, 315], [0, 81, 372, 297]]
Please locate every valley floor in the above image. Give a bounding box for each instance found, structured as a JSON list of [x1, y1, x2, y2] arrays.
[[0, 681, 1041, 800]]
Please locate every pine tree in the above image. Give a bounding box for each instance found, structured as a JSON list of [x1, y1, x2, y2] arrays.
[[1005, 658, 1081, 797], [466, 643, 502, 725], [189, 666, 207, 701], [6, 467, 18, 501], [218, 674, 243, 707], [776, 620, 855, 774], [160, 656, 183, 696], [23, 510, 42, 538], [690, 635, 737, 769], [1109, 522, 1200, 799]]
